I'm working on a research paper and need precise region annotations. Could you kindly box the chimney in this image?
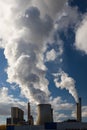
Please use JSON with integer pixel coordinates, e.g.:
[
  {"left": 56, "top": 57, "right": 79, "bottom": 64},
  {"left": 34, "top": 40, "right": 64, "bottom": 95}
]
[
  {"left": 76, "top": 97, "right": 82, "bottom": 122},
  {"left": 28, "top": 102, "right": 30, "bottom": 121},
  {"left": 27, "top": 103, "right": 34, "bottom": 125},
  {"left": 36, "top": 104, "right": 53, "bottom": 125}
]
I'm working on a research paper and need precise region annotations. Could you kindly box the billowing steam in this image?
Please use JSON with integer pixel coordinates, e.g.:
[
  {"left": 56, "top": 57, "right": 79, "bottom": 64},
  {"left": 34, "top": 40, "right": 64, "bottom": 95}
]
[
  {"left": 3, "top": 6, "right": 53, "bottom": 104},
  {"left": 0, "top": 0, "right": 79, "bottom": 104},
  {"left": 53, "top": 71, "right": 79, "bottom": 103},
  {"left": 0, "top": 0, "right": 67, "bottom": 104}
]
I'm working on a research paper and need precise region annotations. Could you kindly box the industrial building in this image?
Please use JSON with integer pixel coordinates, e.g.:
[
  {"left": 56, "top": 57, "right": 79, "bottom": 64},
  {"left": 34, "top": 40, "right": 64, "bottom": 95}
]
[
  {"left": 6, "top": 98, "right": 87, "bottom": 130},
  {"left": 11, "top": 107, "right": 24, "bottom": 122},
  {"left": 7, "top": 103, "right": 33, "bottom": 125},
  {"left": 7, "top": 107, "right": 24, "bottom": 125}
]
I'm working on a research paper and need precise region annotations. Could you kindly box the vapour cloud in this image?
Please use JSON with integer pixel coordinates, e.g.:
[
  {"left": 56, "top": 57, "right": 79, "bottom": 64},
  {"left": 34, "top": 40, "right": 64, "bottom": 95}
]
[
  {"left": 32, "top": 0, "right": 66, "bottom": 18},
  {"left": 0, "top": 0, "right": 80, "bottom": 106},
  {"left": 75, "top": 14, "right": 87, "bottom": 54},
  {"left": 0, "top": 0, "right": 67, "bottom": 104},
  {"left": 53, "top": 71, "right": 79, "bottom": 103},
  {"left": 46, "top": 49, "right": 57, "bottom": 62}
]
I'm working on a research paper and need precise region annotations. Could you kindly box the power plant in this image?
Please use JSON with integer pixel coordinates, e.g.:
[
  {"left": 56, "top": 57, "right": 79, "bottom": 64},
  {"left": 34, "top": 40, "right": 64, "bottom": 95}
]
[
  {"left": 11, "top": 107, "right": 24, "bottom": 124},
  {"left": 6, "top": 97, "right": 87, "bottom": 130},
  {"left": 7, "top": 107, "right": 24, "bottom": 125},
  {"left": 7, "top": 103, "right": 33, "bottom": 125}
]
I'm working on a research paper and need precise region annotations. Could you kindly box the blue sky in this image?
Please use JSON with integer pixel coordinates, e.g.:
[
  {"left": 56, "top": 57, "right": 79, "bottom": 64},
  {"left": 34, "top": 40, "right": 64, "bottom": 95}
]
[{"left": 0, "top": 0, "right": 87, "bottom": 124}]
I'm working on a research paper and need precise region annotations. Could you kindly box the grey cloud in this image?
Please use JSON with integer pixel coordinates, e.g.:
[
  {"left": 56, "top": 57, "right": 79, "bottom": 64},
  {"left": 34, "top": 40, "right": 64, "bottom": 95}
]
[
  {"left": 16, "top": 6, "right": 53, "bottom": 39},
  {"left": 0, "top": 87, "right": 26, "bottom": 116},
  {"left": 55, "top": 6, "right": 80, "bottom": 31},
  {"left": 32, "top": 0, "right": 67, "bottom": 18}
]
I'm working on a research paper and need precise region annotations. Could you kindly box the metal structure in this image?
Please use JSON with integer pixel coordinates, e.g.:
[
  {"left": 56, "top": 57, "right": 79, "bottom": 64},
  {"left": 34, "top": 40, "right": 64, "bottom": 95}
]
[{"left": 36, "top": 104, "right": 53, "bottom": 125}]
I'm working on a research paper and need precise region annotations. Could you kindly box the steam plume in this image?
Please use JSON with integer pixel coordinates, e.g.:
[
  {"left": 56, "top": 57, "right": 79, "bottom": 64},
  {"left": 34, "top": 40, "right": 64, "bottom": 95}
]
[
  {"left": 54, "top": 71, "right": 79, "bottom": 103},
  {"left": 0, "top": 0, "right": 80, "bottom": 104},
  {"left": 0, "top": 0, "right": 67, "bottom": 104}
]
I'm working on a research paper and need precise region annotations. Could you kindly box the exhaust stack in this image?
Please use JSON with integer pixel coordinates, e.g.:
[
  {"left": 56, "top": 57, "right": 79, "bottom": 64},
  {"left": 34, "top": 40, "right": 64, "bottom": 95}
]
[
  {"left": 27, "top": 103, "right": 34, "bottom": 125},
  {"left": 28, "top": 102, "right": 30, "bottom": 121},
  {"left": 76, "top": 97, "right": 82, "bottom": 122}
]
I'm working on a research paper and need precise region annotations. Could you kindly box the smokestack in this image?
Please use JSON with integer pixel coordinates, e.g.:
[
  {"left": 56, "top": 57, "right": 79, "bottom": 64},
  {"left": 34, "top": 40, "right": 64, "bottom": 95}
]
[
  {"left": 36, "top": 104, "right": 53, "bottom": 125},
  {"left": 76, "top": 97, "right": 82, "bottom": 122},
  {"left": 27, "top": 103, "right": 34, "bottom": 125},
  {"left": 28, "top": 102, "right": 30, "bottom": 121}
]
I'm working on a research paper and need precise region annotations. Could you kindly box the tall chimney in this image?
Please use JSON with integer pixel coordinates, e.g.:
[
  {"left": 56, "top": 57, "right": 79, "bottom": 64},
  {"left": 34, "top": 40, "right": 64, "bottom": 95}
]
[
  {"left": 77, "top": 97, "right": 82, "bottom": 122},
  {"left": 28, "top": 102, "right": 30, "bottom": 121}
]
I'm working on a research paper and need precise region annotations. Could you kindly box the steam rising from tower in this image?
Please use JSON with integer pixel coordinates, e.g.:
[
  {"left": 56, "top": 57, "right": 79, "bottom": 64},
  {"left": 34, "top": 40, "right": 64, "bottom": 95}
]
[{"left": 0, "top": 0, "right": 80, "bottom": 114}]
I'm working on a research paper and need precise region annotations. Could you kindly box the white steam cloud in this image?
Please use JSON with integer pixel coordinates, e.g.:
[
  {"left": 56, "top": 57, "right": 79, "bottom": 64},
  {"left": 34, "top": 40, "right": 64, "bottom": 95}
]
[
  {"left": 46, "top": 49, "right": 57, "bottom": 62},
  {"left": 54, "top": 71, "right": 79, "bottom": 103},
  {"left": 0, "top": 0, "right": 80, "bottom": 106},
  {"left": 0, "top": 0, "right": 67, "bottom": 104},
  {"left": 75, "top": 14, "right": 87, "bottom": 54}
]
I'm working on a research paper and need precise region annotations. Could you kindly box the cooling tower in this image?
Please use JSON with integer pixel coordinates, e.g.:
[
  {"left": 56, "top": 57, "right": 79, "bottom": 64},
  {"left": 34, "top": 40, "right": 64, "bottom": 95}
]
[
  {"left": 76, "top": 97, "right": 82, "bottom": 122},
  {"left": 36, "top": 104, "right": 53, "bottom": 125}
]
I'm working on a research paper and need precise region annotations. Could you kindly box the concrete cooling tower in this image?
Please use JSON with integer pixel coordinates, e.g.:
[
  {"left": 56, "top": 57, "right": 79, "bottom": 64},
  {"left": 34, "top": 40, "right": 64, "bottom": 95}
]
[{"left": 36, "top": 104, "right": 53, "bottom": 125}]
